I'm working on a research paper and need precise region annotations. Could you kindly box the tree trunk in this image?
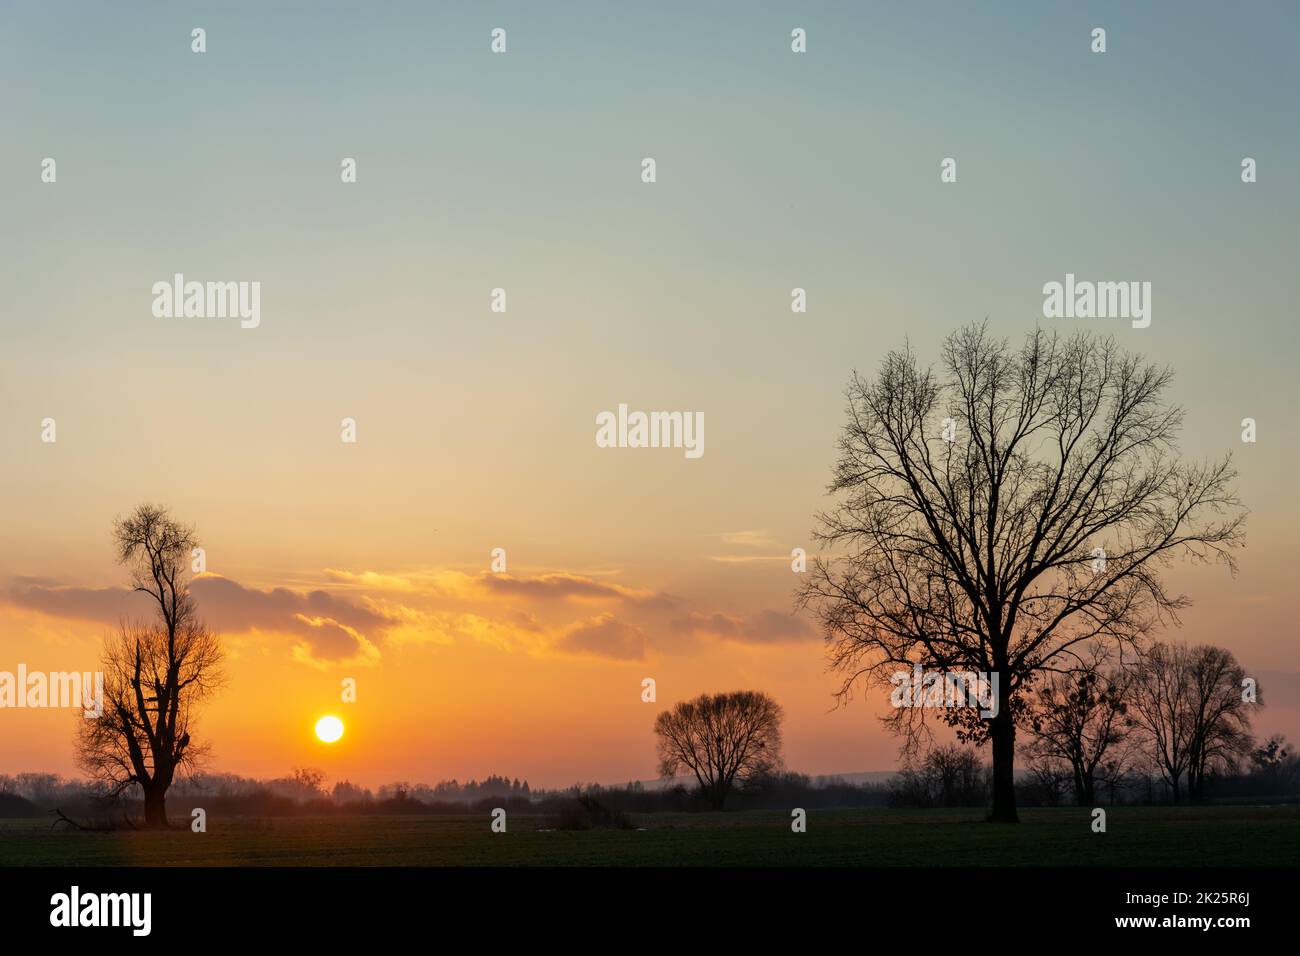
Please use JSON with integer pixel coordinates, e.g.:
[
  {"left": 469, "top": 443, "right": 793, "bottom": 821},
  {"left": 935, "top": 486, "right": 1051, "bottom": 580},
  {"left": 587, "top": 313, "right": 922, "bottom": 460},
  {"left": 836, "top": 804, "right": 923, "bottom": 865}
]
[
  {"left": 711, "top": 783, "right": 728, "bottom": 811},
  {"left": 143, "top": 785, "right": 169, "bottom": 828},
  {"left": 988, "top": 702, "right": 1018, "bottom": 822}
]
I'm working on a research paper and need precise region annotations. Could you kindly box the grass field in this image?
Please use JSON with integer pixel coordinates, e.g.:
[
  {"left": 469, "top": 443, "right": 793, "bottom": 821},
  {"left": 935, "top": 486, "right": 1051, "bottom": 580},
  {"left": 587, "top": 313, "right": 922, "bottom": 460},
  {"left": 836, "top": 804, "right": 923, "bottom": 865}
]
[{"left": 1, "top": 805, "right": 1297, "bottom": 866}]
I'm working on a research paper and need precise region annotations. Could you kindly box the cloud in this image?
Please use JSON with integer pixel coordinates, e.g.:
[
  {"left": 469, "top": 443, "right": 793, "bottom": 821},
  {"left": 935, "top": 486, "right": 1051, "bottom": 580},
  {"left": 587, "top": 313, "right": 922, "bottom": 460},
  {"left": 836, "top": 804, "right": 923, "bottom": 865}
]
[
  {"left": 6, "top": 583, "right": 152, "bottom": 622},
  {"left": 717, "top": 529, "right": 777, "bottom": 548},
  {"left": 369, "top": 603, "right": 545, "bottom": 653},
  {"left": 10, "top": 575, "right": 65, "bottom": 588},
  {"left": 191, "top": 575, "right": 388, "bottom": 638},
  {"left": 287, "top": 615, "right": 381, "bottom": 666},
  {"left": 6, "top": 566, "right": 805, "bottom": 666},
  {"left": 322, "top": 569, "right": 414, "bottom": 591},
  {"left": 672, "top": 609, "right": 816, "bottom": 645},
  {"left": 6, "top": 576, "right": 390, "bottom": 667},
  {"left": 479, "top": 572, "right": 665, "bottom": 605},
  {"left": 743, "top": 609, "right": 817, "bottom": 643},
  {"left": 557, "top": 614, "right": 646, "bottom": 661}
]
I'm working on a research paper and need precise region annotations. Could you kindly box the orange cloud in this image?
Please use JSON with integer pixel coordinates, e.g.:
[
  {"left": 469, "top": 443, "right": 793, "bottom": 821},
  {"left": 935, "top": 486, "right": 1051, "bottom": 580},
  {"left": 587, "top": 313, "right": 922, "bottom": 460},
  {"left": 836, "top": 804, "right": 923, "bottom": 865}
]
[
  {"left": 557, "top": 614, "right": 647, "bottom": 661},
  {"left": 5, "top": 567, "right": 816, "bottom": 668},
  {"left": 672, "top": 609, "right": 816, "bottom": 644}
]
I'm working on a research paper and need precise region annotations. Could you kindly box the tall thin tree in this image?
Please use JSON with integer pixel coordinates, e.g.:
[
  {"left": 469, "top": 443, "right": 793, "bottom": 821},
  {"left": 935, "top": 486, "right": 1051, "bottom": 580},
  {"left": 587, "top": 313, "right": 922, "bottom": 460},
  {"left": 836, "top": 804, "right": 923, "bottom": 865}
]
[{"left": 78, "top": 505, "right": 223, "bottom": 827}]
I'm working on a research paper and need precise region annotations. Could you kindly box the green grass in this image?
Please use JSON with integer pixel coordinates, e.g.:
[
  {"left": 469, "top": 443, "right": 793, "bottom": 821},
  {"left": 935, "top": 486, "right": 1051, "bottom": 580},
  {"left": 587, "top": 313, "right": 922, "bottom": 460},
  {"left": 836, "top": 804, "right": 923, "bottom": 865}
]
[{"left": 1, "top": 805, "right": 1296, "bottom": 866}]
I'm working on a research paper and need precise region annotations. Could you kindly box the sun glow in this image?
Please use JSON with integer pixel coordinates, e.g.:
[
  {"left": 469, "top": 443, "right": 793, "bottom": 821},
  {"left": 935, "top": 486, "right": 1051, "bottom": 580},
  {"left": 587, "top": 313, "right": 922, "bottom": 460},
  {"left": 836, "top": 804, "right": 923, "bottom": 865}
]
[{"left": 315, "top": 715, "right": 344, "bottom": 744}]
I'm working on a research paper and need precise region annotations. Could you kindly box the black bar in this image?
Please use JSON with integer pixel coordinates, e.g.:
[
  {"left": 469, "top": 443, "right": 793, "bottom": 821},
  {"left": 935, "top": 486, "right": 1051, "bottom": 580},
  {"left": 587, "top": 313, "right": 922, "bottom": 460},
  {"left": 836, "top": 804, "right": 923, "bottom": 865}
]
[{"left": 0, "top": 866, "right": 1280, "bottom": 943}]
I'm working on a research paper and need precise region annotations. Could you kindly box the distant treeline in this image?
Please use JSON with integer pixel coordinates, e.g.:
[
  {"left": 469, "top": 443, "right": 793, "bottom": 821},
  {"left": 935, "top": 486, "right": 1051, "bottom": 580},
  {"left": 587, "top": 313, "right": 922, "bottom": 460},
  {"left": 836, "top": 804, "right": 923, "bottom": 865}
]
[
  {"left": 0, "top": 768, "right": 893, "bottom": 820},
  {"left": 0, "top": 769, "right": 534, "bottom": 820},
  {"left": 4, "top": 736, "right": 1296, "bottom": 822},
  {"left": 890, "top": 735, "right": 1300, "bottom": 809}
]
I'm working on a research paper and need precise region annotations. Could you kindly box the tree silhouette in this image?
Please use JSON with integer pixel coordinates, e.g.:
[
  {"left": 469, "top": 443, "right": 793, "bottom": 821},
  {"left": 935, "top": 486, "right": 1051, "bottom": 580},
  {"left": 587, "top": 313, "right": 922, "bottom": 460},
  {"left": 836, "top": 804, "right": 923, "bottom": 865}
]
[
  {"left": 1182, "top": 645, "right": 1256, "bottom": 800},
  {"left": 1022, "top": 646, "right": 1133, "bottom": 805},
  {"left": 1130, "top": 642, "right": 1256, "bottom": 802},
  {"left": 77, "top": 505, "right": 223, "bottom": 827},
  {"left": 799, "top": 323, "right": 1244, "bottom": 821},
  {"left": 654, "top": 691, "right": 783, "bottom": 810}
]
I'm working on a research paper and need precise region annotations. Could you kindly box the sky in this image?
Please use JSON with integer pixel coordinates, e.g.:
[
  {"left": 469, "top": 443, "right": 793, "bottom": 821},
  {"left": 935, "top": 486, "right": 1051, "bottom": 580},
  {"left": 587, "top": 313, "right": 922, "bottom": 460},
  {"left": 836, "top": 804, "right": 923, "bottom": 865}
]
[{"left": 1, "top": 1, "right": 1298, "bottom": 789}]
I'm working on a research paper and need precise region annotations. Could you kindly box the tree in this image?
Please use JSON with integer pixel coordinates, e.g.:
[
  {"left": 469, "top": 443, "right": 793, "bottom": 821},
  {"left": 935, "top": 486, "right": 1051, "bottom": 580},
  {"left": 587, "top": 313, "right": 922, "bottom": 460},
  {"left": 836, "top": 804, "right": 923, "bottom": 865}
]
[
  {"left": 1183, "top": 645, "right": 1255, "bottom": 800},
  {"left": 799, "top": 324, "right": 1244, "bottom": 821},
  {"left": 1251, "top": 735, "right": 1290, "bottom": 775},
  {"left": 1021, "top": 752, "right": 1070, "bottom": 807},
  {"left": 1130, "top": 642, "right": 1255, "bottom": 803},
  {"left": 923, "top": 744, "right": 986, "bottom": 807},
  {"left": 331, "top": 780, "right": 373, "bottom": 804},
  {"left": 889, "top": 744, "right": 987, "bottom": 807},
  {"left": 1250, "top": 735, "right": 1298, "bottom": 793},
  {"left": 1022, "top": 647, "right": 1133, "bottom": 805},
  {"left": 1095, "top": 755, "right": 1133, "bottom": 805},
  {"left": 1129, "top": 643, "right": 1194, "bottom": 802},
  {"left": 291, "top": 767, "right": 327, "bottom": 799},
  {"left": 77, "top": 505, "right": 223, "bottom": 827},
  {"left": 653, "top": 691, "right": 783, "bottom": 810}
]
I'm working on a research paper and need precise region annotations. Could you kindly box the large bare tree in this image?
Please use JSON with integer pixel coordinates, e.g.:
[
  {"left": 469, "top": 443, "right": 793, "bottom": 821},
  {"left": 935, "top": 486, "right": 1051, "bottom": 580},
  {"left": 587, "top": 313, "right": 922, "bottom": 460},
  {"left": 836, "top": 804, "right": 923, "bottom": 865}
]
[
  {"left": 78, "top": 505, "right": 223, "bottom": 827},
  {"left": 654, "top": 691, "right": 783, "bottom": 810},
  {"left": 799, "top": 323, "right": 1244, "bottom": 821}
]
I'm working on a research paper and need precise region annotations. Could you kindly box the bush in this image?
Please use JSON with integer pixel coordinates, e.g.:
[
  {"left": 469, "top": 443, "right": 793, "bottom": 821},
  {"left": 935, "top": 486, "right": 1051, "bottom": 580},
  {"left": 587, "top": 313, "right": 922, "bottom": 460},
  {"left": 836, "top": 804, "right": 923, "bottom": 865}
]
[{"left": 543, "top": 796, "right": 634, "bottom": 831}]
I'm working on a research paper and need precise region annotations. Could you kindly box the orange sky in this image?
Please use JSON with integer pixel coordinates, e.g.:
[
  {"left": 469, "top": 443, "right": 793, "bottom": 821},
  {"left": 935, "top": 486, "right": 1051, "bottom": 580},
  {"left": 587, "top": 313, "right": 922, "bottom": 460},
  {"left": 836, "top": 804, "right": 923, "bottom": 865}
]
[{"left": 2, "top": 526, "right": 1297, "bottom": 790}]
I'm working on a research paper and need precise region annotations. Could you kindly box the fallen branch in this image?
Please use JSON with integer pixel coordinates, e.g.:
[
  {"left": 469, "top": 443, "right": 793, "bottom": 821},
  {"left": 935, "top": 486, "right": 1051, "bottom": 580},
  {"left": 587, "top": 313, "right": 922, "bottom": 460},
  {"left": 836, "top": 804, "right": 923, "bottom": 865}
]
[
  {"left": 48, "top": 807, "right": 140, "bottom": 832},
  {"left": 48, "top": 808, "right": 87, "bottom": 831}
]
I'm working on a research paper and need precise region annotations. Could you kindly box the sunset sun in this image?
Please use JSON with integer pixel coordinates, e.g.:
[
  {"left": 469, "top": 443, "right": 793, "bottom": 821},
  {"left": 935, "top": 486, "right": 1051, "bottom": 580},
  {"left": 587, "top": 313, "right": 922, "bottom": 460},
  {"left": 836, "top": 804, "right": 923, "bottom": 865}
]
[{"left": 315, "top": 715, "right": 344, "bottom": 744}]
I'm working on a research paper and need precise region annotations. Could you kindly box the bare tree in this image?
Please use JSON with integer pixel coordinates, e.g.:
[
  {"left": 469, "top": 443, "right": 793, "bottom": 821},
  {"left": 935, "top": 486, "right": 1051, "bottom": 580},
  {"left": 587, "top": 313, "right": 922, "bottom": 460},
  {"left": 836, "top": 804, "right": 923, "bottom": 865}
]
[
  {"left": 1185, "top": 645, "right": 1256, "bottom": 800},
  {"left": 77, "top": 505, "right": 223, "bottom": 827},
  {"left": 1129, "top": 643, "right": 1193, "bottom": 802},
  {"left": 890, "top": 744, "right": 987, "bottom": 807},
  {"left": 1020, "top": 752, "right": 1071, "bottom": 807},
  {"left": 1131, "top": 642, "right": 1255, "bottom": 803},
  {"left": 1250, "top": 735, "right": 1298, "bottom": 794},
  {"left": 291, "top": 767, "right": 328, "bottom": 800},
  {"left": 799, "top": 324, "right": 1244, "bottom": 821},
  {"left": 923, "top": 744, "right": 986, "bottom": 807},
  {"left": 1095, "top": 755, "right": 1135, "bottom": 805},
  {"left": 1022, "top": 646, "right": 1133, "bottom": 805},
  {"left": 654, "top": 691, "right": 783, "bottom": 810}
]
